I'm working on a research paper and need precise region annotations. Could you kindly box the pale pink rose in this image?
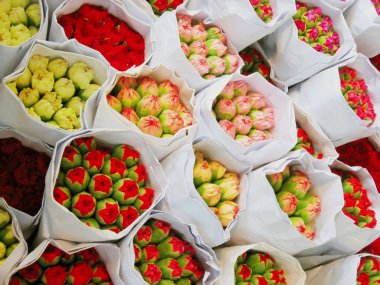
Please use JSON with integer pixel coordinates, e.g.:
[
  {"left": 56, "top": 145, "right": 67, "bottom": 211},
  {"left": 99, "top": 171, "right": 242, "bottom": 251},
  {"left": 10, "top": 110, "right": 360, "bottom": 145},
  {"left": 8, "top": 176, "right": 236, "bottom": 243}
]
[
  {"left": 219, "top": 82, "right": 235, "bottom": 100},
  {"left": 176, "top": 13, "right": 192, "bottom": 25},
  {"left": 232, "top": 115, "right": 253, "bottom": 135},
  {"left": 248, "top": 129, "right": 268, "bottom": 142},
  {"left": 192, "top": 24, "right": 208, "bottom": 42},
  {"left": 235, "top": 135, "right": 253, "bottom": 146},
  {"left": 178, "top": 22, "right": 193, "bottom": 43},
  {"left": 121, "top": 107, "right": 139, "bottom": 124},
  {"left": 207, "top": 56, "right": 226, "bottom": 76},
  {"left": 249, "top": 109, "right": 275, "bottom": 130},
  {"left": 179, "top": 110, "right": 193, "bottom": 127},
  {"left": 233, "top": 95, "right": 252, "bottom": 115},
  {"left": 223, "top": 54, "right": 240, "bottom": 74},
  {"left": 189, "top": 41, "right": 208, "bottom": 57},
  {"left": 205, "top": 39, "right": 228, "bottom": 57},
  {"left": 188, "top": 54, "right": 210, "bottom": 75},
  {"left": 181, "top": 42, "right": 190, "bottom": 57},
  {"left": 233, "top": 80, "right": 250, "bottom": 97},
  {"left": 247, "top": 91, "right": 267, "bottom": 109},
  {"left": 219, "top": 120, "right": 236, "bottom": 138}
]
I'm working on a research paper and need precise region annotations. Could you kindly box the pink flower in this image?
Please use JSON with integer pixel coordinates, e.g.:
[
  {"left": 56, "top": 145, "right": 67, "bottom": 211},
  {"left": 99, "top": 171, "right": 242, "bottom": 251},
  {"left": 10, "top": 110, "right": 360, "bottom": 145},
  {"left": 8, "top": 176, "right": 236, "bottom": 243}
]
[
  {"left": 191, "top": 24, "right": 208, "bottom": 42},
  {"left": 249, "top": 129, "right": 268, "bottom": 142},
  {"left": 247, "top": 91, "right": 267, "bottom": 109},
  {"left": 233, "top": 95, "right": 252, "bottom": 115},
  {"left": 219, "top": 120, "right": 236, "bottom": 139},
  {"left": 181, "top": 42, "right": 190, "bottom": 57},
  {"left": 233, "top": 80, "right": 250, "bottom": 97},
  {"left": 189, "top": 41, "right": 208, "bottom": 57},
  {"left": 232, "top": 115, "right": 253, "bottom": 135},
  {"left": 188, "top": 54, "right": 210, "bottom": 75},
  {"left": 235, "top": 135, "right": 254, "bottom": 146}
]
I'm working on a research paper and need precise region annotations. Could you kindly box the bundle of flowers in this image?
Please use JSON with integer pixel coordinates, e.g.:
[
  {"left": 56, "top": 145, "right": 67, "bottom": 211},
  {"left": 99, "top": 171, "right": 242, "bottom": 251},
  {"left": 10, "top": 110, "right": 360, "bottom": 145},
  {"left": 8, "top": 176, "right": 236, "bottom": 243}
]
[
  {"left": 239, "top": 46, "right": 271, "bottom": 80},
  {"left": 53, "top": 136, "right": 154, "bottom": 232},
  {"left": 6, "top": 54, "right": 100, "bottom": 130},
  {"left": 193, "top": 151, "right": 240, "bottom": 227},
  {"left": 249, "top": 0, "right": 273, "bottom": 23},
  {"left": 148, "top": 0, "right": 184, "bottom": 15},
  {"left": 293, "top": 1, "right": 340, "bottom": 55},
  {"left": 0, "top": 208, "right": 19, "bottom": 265},
  {"left": 292, "top": 127, "right": 323, "bottom": 159},
  {"left": 266, "top": 166, "right": 321, "bottom": 239},
  {"left": 133, "top": 219, "right": 205, "bottom": 284},
  {"left": 357, "top": 256, "right": 380, "bottom": 285}
]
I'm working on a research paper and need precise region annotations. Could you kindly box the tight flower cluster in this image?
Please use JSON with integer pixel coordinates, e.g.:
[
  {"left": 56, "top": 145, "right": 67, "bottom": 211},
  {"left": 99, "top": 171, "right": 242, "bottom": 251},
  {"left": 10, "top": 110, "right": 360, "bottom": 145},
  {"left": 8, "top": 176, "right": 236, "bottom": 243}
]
[
  {"left": 292, "top": 127, "right": 323, "bottom": 159},
  {"left": 239, "top": 46, "right": 271, "bottom": 80}
]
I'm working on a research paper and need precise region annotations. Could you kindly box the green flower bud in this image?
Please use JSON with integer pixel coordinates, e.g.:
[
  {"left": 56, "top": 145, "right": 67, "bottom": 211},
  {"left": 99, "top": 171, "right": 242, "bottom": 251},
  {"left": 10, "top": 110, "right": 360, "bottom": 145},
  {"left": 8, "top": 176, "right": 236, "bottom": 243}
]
[
  {"left": 54, "top": 77, "right": 76, "bottom": 102},
  {"left": 196, "top": 183, "right": 221, "bottom": 206},
  {"left": 42, "top": 91, "right": 62, "bottom": 112},
  {"left": 0, "top": 242, "right": 5, "bottom": 259},
  {"left": 33, "top": 99, "right": 55, "bottom": 121},
  {"left": 78, "top": 83, "right": 100, "bottom": 101},
  {"left": 18, "top": 87, "right": 39, "bottom": 107},
  {"left": 53, "top": 108, "right": 79, "bottom": 130},
  {"left": 193, "top": 152, "right": 212, "bottom": 187},
  {"left": 31, "top": 69, "right": 54, "bottom": 95},
  {"left": 210, "top": 160, "right": 227, "bottom": 181},
  {"left": 215, "top": 172, "right": 240, "bottom": 201},
  {"left": 266, "top": 173, "right": 283, "bottom": 192},
  {"left": 27, "top": 107, "right": 40, "bottom": 120},
  {"left": 65, "top": 96, "right": 84, "bottom": 116},
  {"left": 10, "top": 23, "right": 30, "bottom": 45},
  {"left": 216, "top": 200, "right": 239, "bottom": 227},
  {"left": 28, "top": 54, "right": 49, "bottom": 73},
  {"left": 25, "top": 3, "right": 40, "bottom": 27},
  {"left": 9, "top": 7, "right": 27, "bottom": 26},
  {"left": 0, "top": 224, "right": 18, "bottom": 246},
  {"left": 0, "top": 0, "right": 11, "bottom": 13},
  {"left": 11, "top": 0, "right": 29, "bottom": 8},
  {"left": 67, "top": 61, "right": 95, "bottom": 89},
  {"left": 47, "top": 57, "right": 68, "bottom": 79},
  {"left": 0, "top": 28, "right": 11, "bottom": 45},
  {"left": 15, "top": 67, "right": 32, "bottom": 89},
  {"left": 281, "top": 170, "right": 311, "bottom": 199},
  {"left": 0, "top": 208, "right": 11, "bottom": 230},
  {"left": 6, "top": 81, "right": 18, "bottom": 95},
  {"left": 276, "top": 190, "right": 298, "bottom": 216},
  {"left": 6, "top": 242, "right": 18, "bottom": 257}
]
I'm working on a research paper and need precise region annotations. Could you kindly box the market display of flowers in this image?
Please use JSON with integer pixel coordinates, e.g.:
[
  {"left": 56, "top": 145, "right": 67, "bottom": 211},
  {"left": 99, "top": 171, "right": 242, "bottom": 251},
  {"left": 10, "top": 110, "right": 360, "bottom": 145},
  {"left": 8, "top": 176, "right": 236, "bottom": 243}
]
[
  {"left": 267, "top": 166, "right": 321, "bottom": 239},
  {"left": 249, "top": 0, "right": 273, "bottom": 23},
  {"left": 339, "top": 66, "right": 376, "bottom": 125},
  {"left": 193, "top": 151, "right": 240, "bottom": 227},
  {"left": 177, "top": 13, "right": 240, "bottom": 79},
  {"left": 0, "top": 208, "right": 19, "bottom": 265},
  {"left": 356, "top": 256, "right": 380, "bottom": 285},
  {"left": 58, "top": 4, "right": 145, "bottom": 71},
  {"left": 239, "top": 46, "right": 271, "bottom": 80},
  {"left": 148, "top": 0, "right": 185, "bottom": 15},
  {"left": 212, "top": 80, "right": 274, "bottom": 146},
  {"left": 0, "top": 0, "right": 41, "bottom": 46},
  {"left": 292, "top": 127, "right": 323, "bottom": 159},
  {"left": 0, "top": 137, "right": 49, "bottom": 216},
  {"left": 9, "top": 245, "right": 112, "bottom": 285},
  {"left": 106, "top": 76, "right": 193, "bottom": 138},
  {"left": 235, "top": 251, "right": 287, "bottom": 284},
  {"left": 53, "top": 137, "right": 154, "bottom": 232},
  {"left": 133, "top": 219, "right": 205, "bottom": 284},
  {"left": 293, "top": 1, "right": 340, "bottom": 55},
  {"left": 6, "top": 54, "right": 100, "bottom": 130}
]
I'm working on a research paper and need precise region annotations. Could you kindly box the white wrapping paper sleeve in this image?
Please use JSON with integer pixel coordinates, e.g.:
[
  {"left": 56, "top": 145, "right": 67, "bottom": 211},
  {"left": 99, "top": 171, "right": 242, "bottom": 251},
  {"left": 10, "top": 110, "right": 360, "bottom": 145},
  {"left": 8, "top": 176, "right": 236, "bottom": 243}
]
[
  {"left": 229, "top": 151, "right": 344, "bottom": 255},
  {"left": 93, "top": 65, "right": 197, "bottom": 161},
  {"left": 118, "top": 210, "right": 220, "bottom": 285},
  {"left": 214, "top": 243, "right": 306, "bottom": 285},
  {"left": 0, "top": 40, "right": 109, "bottom": 146},
  {"left": 329, "top": 0, "right": 356, "bottom": 11},
  {"left": 158, "top": 139, "right": 250, "bottom": 247},
  {"left": 261, "top": 0, "right": 357, "bottom": 86},
  {"left": 37, "top": 129, "right": 167, "bottom": 243}
]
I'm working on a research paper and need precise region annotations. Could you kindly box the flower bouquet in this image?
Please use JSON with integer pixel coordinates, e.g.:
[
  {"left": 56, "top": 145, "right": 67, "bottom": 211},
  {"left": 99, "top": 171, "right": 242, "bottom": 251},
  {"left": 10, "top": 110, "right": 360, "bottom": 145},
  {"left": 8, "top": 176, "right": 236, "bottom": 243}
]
[
  {"left": 0, "top": 40, "right": 109, "bottom": 146},
  {"left": 130, "top": 0, "right": 188, "bottom": 20},
  {"left": 94, "top": 65, "right": 197, "bottom": 161},
  {"left": 159, "top": 139, "right": 250, "bottom": 247},
  {"left": 289, "top": 54, "right": 380, "bottom": 146},
  {"left": 261, "top": 0, "right": 356, "bottom": 86},
  {"left": 214, "top": 243, "right": 306, "bottom": 285},
  {"left": 230, "top": 151, "right": 344, "bottom": 255},
  {"left": 38, "top": 129, "right": 166, "bottom": 243},
  {"left": 118, "top": 210, "right": 220, "bottom": 285},
  {"left": 195, "top": 73, "right": 296, "bottom": 168}
]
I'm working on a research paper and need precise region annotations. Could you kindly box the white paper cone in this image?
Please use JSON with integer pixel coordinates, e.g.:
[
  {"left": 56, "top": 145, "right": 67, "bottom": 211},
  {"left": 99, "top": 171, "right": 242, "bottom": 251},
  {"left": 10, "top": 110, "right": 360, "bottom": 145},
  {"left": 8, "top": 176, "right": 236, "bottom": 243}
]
[{"left": 329, "top": 0, "right": 356, "bottom": 11}]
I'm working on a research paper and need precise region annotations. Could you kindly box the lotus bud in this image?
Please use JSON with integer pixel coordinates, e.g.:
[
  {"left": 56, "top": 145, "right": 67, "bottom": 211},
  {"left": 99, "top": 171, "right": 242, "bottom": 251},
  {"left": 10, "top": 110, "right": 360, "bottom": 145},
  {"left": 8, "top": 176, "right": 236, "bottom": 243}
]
[
  {"left": 137, "top": 115, "right": 163, "bottom": 137},
  {"left": 6, "top": 81, "right": 18, "bottom": 95},
  {"left": 281, "top": 170, "right": 311, "bottom": 199},
  {"left": 9, "top": 7, "right": 27, "bottom": 26},
  {"left": 54, "top": 77, "right": 76, "bottom": 102},
  {"left": 31, "top": 69, "right": 54, "bottom": 94},
  {"left": 235, "top": 135, "right": 253, "bottom": 146},
  {"left": 79, "top": 83, "right": 100, "bottom": 101},
  {"left": 18, "top": 87, "right": 39, "bottom": 107},
  {"left": 276, "top": 190, "right": 298, "bottom": 216},
  {"left": 215, "top": 172, "right": 240, "bottom": 201},
  {"left": 67, "top": 61, "right": 95, "bottom": 89},
  {"left": 28, "top": 54, "right": 48, "bottom": 73},
  {"left": 42, "top": 91, "right": 62, "bottom": 112},
  {"left": 266, "top": 173, "right": 283, "bottom": 192},
  {"left": 207, "top": 55, "right": 226, "bottom": 75},
  {"left": 65, "top": 96, "right": 84, "bottom": 116},
  {"left": 121, "top": 107, "right": 139, "bottom": 124},
  {"left": 15, "top": 67, "right": 32, "bottom": 89},
  {"left": 25, "top": 3, "right": 40, "bottom": 27},
  {"left": 107, "top": 95, "right": 122, "bottom": 113},
  {"left": 193, "top": 154, "right": 212, "bottom": 187},
  {"left": 210, "top": 160, "right": 227, "bottom": 181},
  {"left": 53, "top": 108, "right": 79, "bottom": 129}
]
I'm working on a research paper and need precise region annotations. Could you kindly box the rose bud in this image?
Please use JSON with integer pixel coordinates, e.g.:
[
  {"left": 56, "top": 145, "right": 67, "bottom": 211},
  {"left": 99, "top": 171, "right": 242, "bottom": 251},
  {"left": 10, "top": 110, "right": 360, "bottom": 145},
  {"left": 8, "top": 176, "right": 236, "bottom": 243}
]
[
  {"left": 205, "top": 39, "right": 227, "bottom": 57},
  {"left": 157, "top": 236, "right": 185, "bottom": 259},
  {"left": 136, "top": 77, "right": 159, "bottom": 97},
  {"left": 53, "top": 186, "right": 71, "bottom": 209},
  {"left": 127, "top": 164, "right": 147, "bottom": 186},
  {"left": 246, "top": 252, "right": 274, "bottom": 274},
  {"left": 60, "top": 251, "right": 75, "bottom": 266},
  {"left": 80, "top": 218, "right": 100, "bottom": 229},
  {"left": 214, "top": 99, "right": 237, "bottom": 121},
  {"left": 6, "top": 81, "right": 18, "bottom": 95},
  {"left": 248, "top": 129, "right": 268, "bottom": 142},
  {"left": 189, "top": 41, "right": 208, "bottom": 57},
  {"left": 15, "top": 67, "right": 31, "bottom": 89},
  {"left": 112, "top": 178, "right": 139, "bottom": 205},
  {"left": 92, "top": 262, "right": 111, "bottom": 283},
  {"left": 219, "top": 120, "right": 237, "bottom": 139},
  {"left": 88, "top": 174, "right": 113, "bottom": 200},
  {"left": 177, "top": 254, "right": 197, "bottom": 277},
  {"left": 235, "top": 264, "right": 252, "bottom": 282},
  {"left": 116, "top": 87, "right": 141, "bottom": 109},
  {"left": 217, "top": 200, "right": 239, "bottom": 227},
  {"left": 95, "top": 198, "right": 120, "bottom": 225},
  {"left": 47, "top": 57, "right": 68, "bottom": 80},
  {"left": 181, "top": 42, "right": 190, "bottom": 57},
  {"left": 53, "top": 108, "right": 80, "bottom": 130},
  {"left": 65, "top": 96, "right": 85, "bottom": 116},
  {"left": 37, "top": 244, "right": 63, "bottom": 268},
  {"left": 281, "top": 170, "right": 311, "bottom": 199},
  {"left": 232, "top": 115, "right": 253, "bottom": 135},
  {"left": 60, "top": 146, "right": 82, "bottom": 171},
  {"left": 112, "top": 144, "right": 139, "bottom": 168},
  {"left": 120, "top": 107, "right": 139, "bottom": 124},
  {"left": 107, "top": 95, "right": 122, "bottom": 114},
  {"left": 156, "top": 258, "right": 183, "bottom": 280},
  {"left": 71, "top": 137, "right": 96, "bottom": 154},
  {"left": 266, "top": 173, "right": 283, "bottom": 192},
  {"left": 263, "top": 269, "right": 286, "bottom": 285},
  {"left": 9, "top": 276, "right": 27, "bottom": 285},
  {"left": 179, "top": 110, "right": 193, "bottom": 127},
  {"left": 134, "top": 225, "right": 153, "bottom": 247},
  {"left": 116, "top": 205, "right": 139, "bottom": 230},
  {"left": 295, "top": 192, "right": 321, "bottom": 224},
  {"left": 18, "top": 88, "right": 39, "bottom": 108},
  {"left": 32, "top": 99, "right": 55, "bottom": 121},
  {"left": 363, "top": 257, "right": 380, "bottom": 275},
  {"left": 302, "top": 224, "right": 316, "bottom": 240},
  {"left": 148, "top": 219, "right": 172, "bottom": 244},
  {"left": 219, "top": 82, "right": 235, "bottom": 100},
  {"left": 136, "top": 95, "right": 163, "bottom": 117},
  {"left": 224, "top": 54, "right": 240, "bottom": 74},
  {"left": 28, "top": 54, "right": 49, "bottom": 73},
  {"left": 232, "top": 80, "right": 249, "bottom": 97},
  {"left": 248, "top": 91, "right": 267, "bottom": 110},
  {"left": 215, "top": 172, "right": 240, "bottom": 201},
  {"left": 159, "top": 93, "right": 182, "bottom": 112},
  {"left": 189, "top": 261, "right": 205, "bottom": 282},
  {"left": 235, "top": 135, "right": 254, "bottom": 146},
  {"left": 188, "top": 54, "right": 210, "bottom": 75},
  {"left": 64, "top": 167, "right": 90, "bottom": 193},
  {"left": 83, "top": 149, "right": 104, "bottom": 175},
  {"left": 137, "top": 115, "right": 163, "bottom": 137},
  {"left": 41, "top": 265, "right": 67, "bottom": 285},
  {"left": 53, "top": 78, "right": 75, "bottom": 104},
  {"left": 158, "top": 80, "right": 179, "bottom": 97},
  {"left": 141, "top": 244, "right": 160, "bottom": 263},
  {"left": 159, "top": 109, "right": 184, "bottom": 135},
  {"left": 18, "top": 262, "right": 42, "bottom": 283},
  {"left": 290, "top": 216, "right": 307, "bottom": 234},
  {"left": 210, "top": 160, "right": 227, "bottom": 181},
  {"left": 237, "top": 252, "right": 247, "bottom": 264},
  {"left": 138, "top": 263, "right": 162, "bottom": 285},
  {"left": 182, "top": 240, "right": 196, "bottom": 257},
  {"left": 0, "top": 224, "right": 17, "bottom": 247},
  {"left": 193, "top": 151, "right": 213, "bottom": 186},
  {"left": 207, "top": 26, "right": 227, "bottom": 43},
  {"left": 112, "top": 77, "right": 138, "bottom": 95},
  {"left": 71, "top": 192, "right": 96, "bottom": 218},
  {"left": 197, "top": 183, "right": 221, "bottom": 206},
  {"left": 191, "top": 23, "right": 208, "bottom": 42},
  {"left": 276, "top": 191, "right": 298, "bottom": 216},
  {"left": 0, "top": 209, "right": 10, "bottom": 230},
  {"left": 67, "top": 61, "right": 95, "bottom": 90},
  {"left": 101, "top": 157, "right": 128, "bottom": 182},
  {"left": 10, "top": 23, "right": 31, "bottom": 46},
  {"left": 134, "top": 187, "right": 155, "bottom": 213},
  {"left": 134, "top": 243, "right": 142, "bottom": 263},
  {"left": 207, "top": 56, "right": 227, "bottom": 76},
  {"left": 234, "top": 95, "right": 252, "bottom": 115},
  {"left": 67, "top": 261, "right": 93, "bottom": 285}
]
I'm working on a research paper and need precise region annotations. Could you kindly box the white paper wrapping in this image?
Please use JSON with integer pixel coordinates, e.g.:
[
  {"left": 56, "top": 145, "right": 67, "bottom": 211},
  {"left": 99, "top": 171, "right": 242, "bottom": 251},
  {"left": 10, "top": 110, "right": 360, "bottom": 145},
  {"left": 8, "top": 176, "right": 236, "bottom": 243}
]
[
  {"left": 49, "top": 0, "right": 154, "bottom": 75},
  {"left": 128, "top": 0, "right": 189, "bottom": 21},
  {"left": 229, "top": 151, "right": 344, "bottom": 255},
  {"left": 304, "top": 253, "right": 377, "bottom": 285},
  {"left": 93, "top": 65, "right": 198, "bottom": 161},
  {"left": 293, "top": 104, "right": 339, "bottom": 164},
  {"left": 345, "top": 0, "right": 380, "bottom": 57},
  {"left": 0, "top": 0, "right": 48, "bottom": 79},
  {"left": 214, "top": 243, "right": 307, "bottom": 285},
  {"left": 212, "top": 0, "right": 296, "bottom": 51},
  {"left": 289, "top": 54, "right": 380, "bottom": 146},
  {"left": 323, "top": 161, "right": 380, "bottom": 255},
  {"left": 329, "top": 0, "right": 356, "bottom": 11},
  {"left": 261, "top": 0, "right": 357, "bottom": 86},
  {"left": 195, "top": 73, "right": 297, "bottom": 169},
  {"left": 149, "top": 9, "right": 244, "bottom": 92},
  {"left": 0, "top": 127, "right": 52, "bottom": 239},
  {"left": 0, "top": 40, "right": 109, "bottom": 146},
  {"left": 158, "top": 138, "right": 250, "bottom": 247},
  {"left": 4, "top": 239, "right": 124, "bottom": 284},
  {"left": 118, "top": 210, "right": 220, "bottom": 285},
  {"left": 0, "top": 198, "right": 28, "bottom": 285},
  {"left": 37, "top": 129, "right": 167, "bottom": 243}
]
